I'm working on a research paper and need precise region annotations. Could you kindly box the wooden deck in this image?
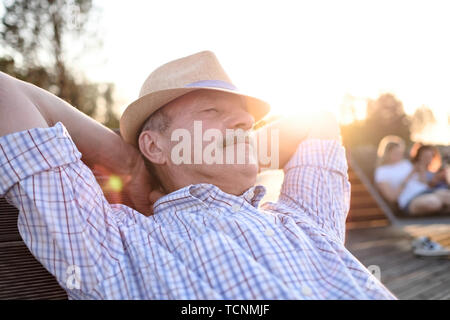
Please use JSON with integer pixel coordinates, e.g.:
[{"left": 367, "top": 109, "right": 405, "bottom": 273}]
[
  {"left": 346, "top": 225, "right": 450, "bottom": 300},
  {"left": 345, "top": 156, "right": 450, "bottom": 300}
]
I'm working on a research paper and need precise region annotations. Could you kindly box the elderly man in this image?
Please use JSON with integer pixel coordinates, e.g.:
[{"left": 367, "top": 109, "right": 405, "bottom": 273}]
[{"left": 0, "top": 51, "right": 396, "bottom": 299}]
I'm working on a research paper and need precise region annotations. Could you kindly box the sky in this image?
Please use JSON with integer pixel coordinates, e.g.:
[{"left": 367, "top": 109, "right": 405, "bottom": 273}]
[{"left": 2, "top": 0, "right": 450, "bottom": 144}]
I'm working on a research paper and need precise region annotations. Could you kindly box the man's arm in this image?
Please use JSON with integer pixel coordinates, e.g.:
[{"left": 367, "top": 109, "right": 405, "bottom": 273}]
[
  {"left": 0, "top": 72, "right": 49, "bottom": 134},
  {"left": 0, "top": 71, "right": 135, "bottom": 173},
  {"left": 259, "top": 110, "right": 349, "bottom": 243},
  {"left": 0, "top": 71, "right": 159, "bottom": 215},
  {"left": 255, "top": 110, "right": 341, "bottom": 170}
]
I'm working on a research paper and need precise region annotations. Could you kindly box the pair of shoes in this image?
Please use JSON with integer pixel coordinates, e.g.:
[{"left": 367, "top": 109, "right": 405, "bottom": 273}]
[{"left": 411, "top": 236, "right": 450, "bottom": 257}]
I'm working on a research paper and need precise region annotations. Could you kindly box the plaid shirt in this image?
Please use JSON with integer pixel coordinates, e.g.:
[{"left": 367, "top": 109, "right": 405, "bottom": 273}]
[{"left": 0, "top": 122, "right": 396, "bottom": 300}]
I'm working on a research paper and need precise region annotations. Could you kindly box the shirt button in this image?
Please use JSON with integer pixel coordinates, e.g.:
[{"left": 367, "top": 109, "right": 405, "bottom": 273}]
[
  {"left": 246, "top": 189, "right": 255, "bottom": 201},
  {"left": 231, "top": 204, "right": 240, "bottom": 213},
  {"left": 301, "top": 285, "right": 313, "bottom": 296},
  {"left": 264, "top": 228, "right": 275, "bottom": 237}
]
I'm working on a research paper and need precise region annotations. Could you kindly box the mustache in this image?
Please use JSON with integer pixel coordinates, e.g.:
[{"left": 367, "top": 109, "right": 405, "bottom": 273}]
[{"left": 218, "top": 130, "right": 255, "bottom": 149}]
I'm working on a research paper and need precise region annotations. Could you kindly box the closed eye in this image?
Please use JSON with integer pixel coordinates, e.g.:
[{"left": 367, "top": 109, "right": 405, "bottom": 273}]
[{"left": 202, "top": 108, "right": 218, "bottom": 113}]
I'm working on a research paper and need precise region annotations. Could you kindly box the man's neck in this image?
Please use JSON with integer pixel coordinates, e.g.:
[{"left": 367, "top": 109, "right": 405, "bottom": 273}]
[{"left": 156, "top": 166, "right": 253, "bottom": 197}]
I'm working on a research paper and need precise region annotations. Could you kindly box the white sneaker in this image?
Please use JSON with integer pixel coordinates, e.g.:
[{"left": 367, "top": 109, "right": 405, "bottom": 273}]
[{"left": 412, "top": 236, "right": 450, "bottom": 257}]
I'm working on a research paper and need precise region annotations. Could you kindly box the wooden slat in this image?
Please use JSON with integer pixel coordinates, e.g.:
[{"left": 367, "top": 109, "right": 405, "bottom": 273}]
[
  {"left": 347, "top": 207, "right": 386, "bottom": 219},
  {"left": 0, "top": 172, "right": 129, "bottom": 300},
  {"left": 0, "top": 241, "right": 67, "bottom": 300},
  {"left": 346, "top": 219, "right": 390, "bottom": 230},
  {"left": 349, "top": 184, "right": 376, "bottom": 199},
  {"left": 348, "top": 170, "right": 360, "bottom": 181},
  {"left": 345, "top": 165, "right": 390, "bottom": 229},
  {"left": 0, "top": 198, "right": 21, "bottom": 242},
  {"left": 349, "top": 200, "right": 380, "bottom": 209}
]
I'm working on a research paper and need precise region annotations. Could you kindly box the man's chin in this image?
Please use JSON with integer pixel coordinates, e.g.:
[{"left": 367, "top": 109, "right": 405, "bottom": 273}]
[
  {"left": 229, "top": 164, "right": 258, "bottom": 188},
  {"left": 225, "top": 162, "right": 258, "bottom": 174},
  {"left": 209, "top": 163, "right": 258, "bottom": 192}
]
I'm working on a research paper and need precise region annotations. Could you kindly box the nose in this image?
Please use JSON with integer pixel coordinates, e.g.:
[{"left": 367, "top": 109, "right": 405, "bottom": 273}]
[{"left": 226, "top": 108, "right": 255, "bottom": 131}]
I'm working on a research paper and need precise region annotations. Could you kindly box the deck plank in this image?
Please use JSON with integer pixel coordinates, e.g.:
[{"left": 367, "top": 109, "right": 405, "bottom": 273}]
[{"left": 346, "top": 225, "right": 450, "bottom": 300}]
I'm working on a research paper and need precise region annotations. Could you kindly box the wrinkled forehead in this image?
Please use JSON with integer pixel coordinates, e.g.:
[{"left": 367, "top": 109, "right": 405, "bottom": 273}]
[{"left": 162, "top": 89, "right": 247, "bottom": 117}]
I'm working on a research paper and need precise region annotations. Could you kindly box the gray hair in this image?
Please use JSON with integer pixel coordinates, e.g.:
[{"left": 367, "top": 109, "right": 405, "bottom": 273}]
[
  {"left": 140, "top": 106, "right": 171, "bottom": 134},
  {"left": 139, "top": 106, "right": 171, "bottom": 188}
]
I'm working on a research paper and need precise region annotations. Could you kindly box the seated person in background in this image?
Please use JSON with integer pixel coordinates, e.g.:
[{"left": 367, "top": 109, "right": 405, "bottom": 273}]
[
  {"left": 410, "top": 143, "right": 448, "bottom": 190},
  {"left": 375, "top": 136, "right": 449, "bottom": 216},
  {"left": 409, "top": 144, "right": 450, "bottom": 212}
]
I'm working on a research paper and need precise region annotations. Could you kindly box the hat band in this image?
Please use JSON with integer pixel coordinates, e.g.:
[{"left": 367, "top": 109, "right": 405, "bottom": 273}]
[{"left": 185, "top": 80, "right": 237, "bottom": 91}]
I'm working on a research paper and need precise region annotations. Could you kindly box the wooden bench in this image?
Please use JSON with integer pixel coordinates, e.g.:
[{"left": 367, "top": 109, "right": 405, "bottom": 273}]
[
  {"left": 0, "top": 197, "right": 67, "bottom": 299},
  {"left": 0, "top": 171, "right": 127, "bottom": 300}
]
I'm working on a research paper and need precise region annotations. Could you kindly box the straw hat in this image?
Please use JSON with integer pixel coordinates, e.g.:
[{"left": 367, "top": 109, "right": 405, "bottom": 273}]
[{"left": 120, "top": 51, "right": 270, "bottom": 146}]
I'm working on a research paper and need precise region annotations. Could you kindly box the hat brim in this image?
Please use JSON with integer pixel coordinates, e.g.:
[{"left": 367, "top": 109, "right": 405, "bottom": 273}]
[{"left": 120, "top": 87, "right": 271, "bottom": 146}]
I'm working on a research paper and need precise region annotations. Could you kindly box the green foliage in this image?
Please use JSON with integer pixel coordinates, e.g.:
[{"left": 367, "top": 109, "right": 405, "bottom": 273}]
[
  {"left": 1, "top": 0, "right": 94, "bottom": 67},
  {"left": 0, "top": 0, "right": 119, "bottom": 129}
]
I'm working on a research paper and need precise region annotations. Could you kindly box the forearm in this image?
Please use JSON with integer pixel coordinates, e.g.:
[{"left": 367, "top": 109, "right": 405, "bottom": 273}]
[
  {"left": 0, "top": 72, "right": 49, "bottom": 135},
  {"left": 0, "top": 72, "right": 136, "bottom": 174},
  {"left": 428, "top": 171, "right": 444, "bottom": 188}
]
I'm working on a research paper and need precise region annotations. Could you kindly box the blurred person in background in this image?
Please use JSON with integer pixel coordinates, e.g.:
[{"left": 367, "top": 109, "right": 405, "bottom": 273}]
[
  {"left": 375, "top": 136, "right": 449, "bottom": 216},
  {"left": 409, "top": 143, "right": 450, "bottom": 208},
  {"left": 410, "top": 144, "right": 448, "bottom": 190}
]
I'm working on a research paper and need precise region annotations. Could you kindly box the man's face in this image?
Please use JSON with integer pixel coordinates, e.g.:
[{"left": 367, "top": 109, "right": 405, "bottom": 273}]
[{"left": 151, "top": 89, "right": 258, "bottom": 195}]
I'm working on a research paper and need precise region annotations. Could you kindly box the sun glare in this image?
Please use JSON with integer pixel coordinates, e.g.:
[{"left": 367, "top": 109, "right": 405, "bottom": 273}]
[{"left": 87, "top": 0, "right": 449, "bottom": 145}]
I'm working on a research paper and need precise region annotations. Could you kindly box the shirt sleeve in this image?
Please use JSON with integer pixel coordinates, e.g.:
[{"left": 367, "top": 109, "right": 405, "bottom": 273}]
[
  {"left": 0, "top": 122, "right": 128, "bottom": 297},
  {"left": 374, "top": 167, "right": 385, "bottom": 183},
  {"left": 279, "top": 138, "right": 351, "bottom": 243}
]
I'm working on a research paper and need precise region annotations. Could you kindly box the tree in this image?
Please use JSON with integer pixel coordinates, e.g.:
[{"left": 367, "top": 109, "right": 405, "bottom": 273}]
[
  {"left": 341, "top": 93, "right": 411, "bottom": 148},
  {"left": 0, "top": 0, "right": 119, "bottom": 127},
  {"left": 410, "top": 105, "right": 436, "bottom": 137},
  {"left": 365, "top": 93, "right": 411, "bottom": 145}
]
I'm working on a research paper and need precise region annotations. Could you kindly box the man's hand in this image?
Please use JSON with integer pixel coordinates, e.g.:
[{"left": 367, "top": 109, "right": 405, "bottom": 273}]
[
  {"left": 306, "top": 111, "right": 341, "bottom": 141},
  {"left": 123, "top": 153, "right": 166, "bottom": 216},
  {"left": 91, "top": 144, "right": 166, "bottom": 216},
  {"left": 255, "top": 110, "right": 341, "bottom": 170}
]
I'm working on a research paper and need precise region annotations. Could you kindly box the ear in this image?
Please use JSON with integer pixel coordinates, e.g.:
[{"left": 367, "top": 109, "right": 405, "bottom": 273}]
[{"left": 138, "top": 130, "right": 167, "bottom": 165}]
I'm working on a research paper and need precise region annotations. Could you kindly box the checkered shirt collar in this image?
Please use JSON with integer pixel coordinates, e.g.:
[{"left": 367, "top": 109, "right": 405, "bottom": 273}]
[{"left": 152, "top": 183, "right": 267, "bottom": 215}]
